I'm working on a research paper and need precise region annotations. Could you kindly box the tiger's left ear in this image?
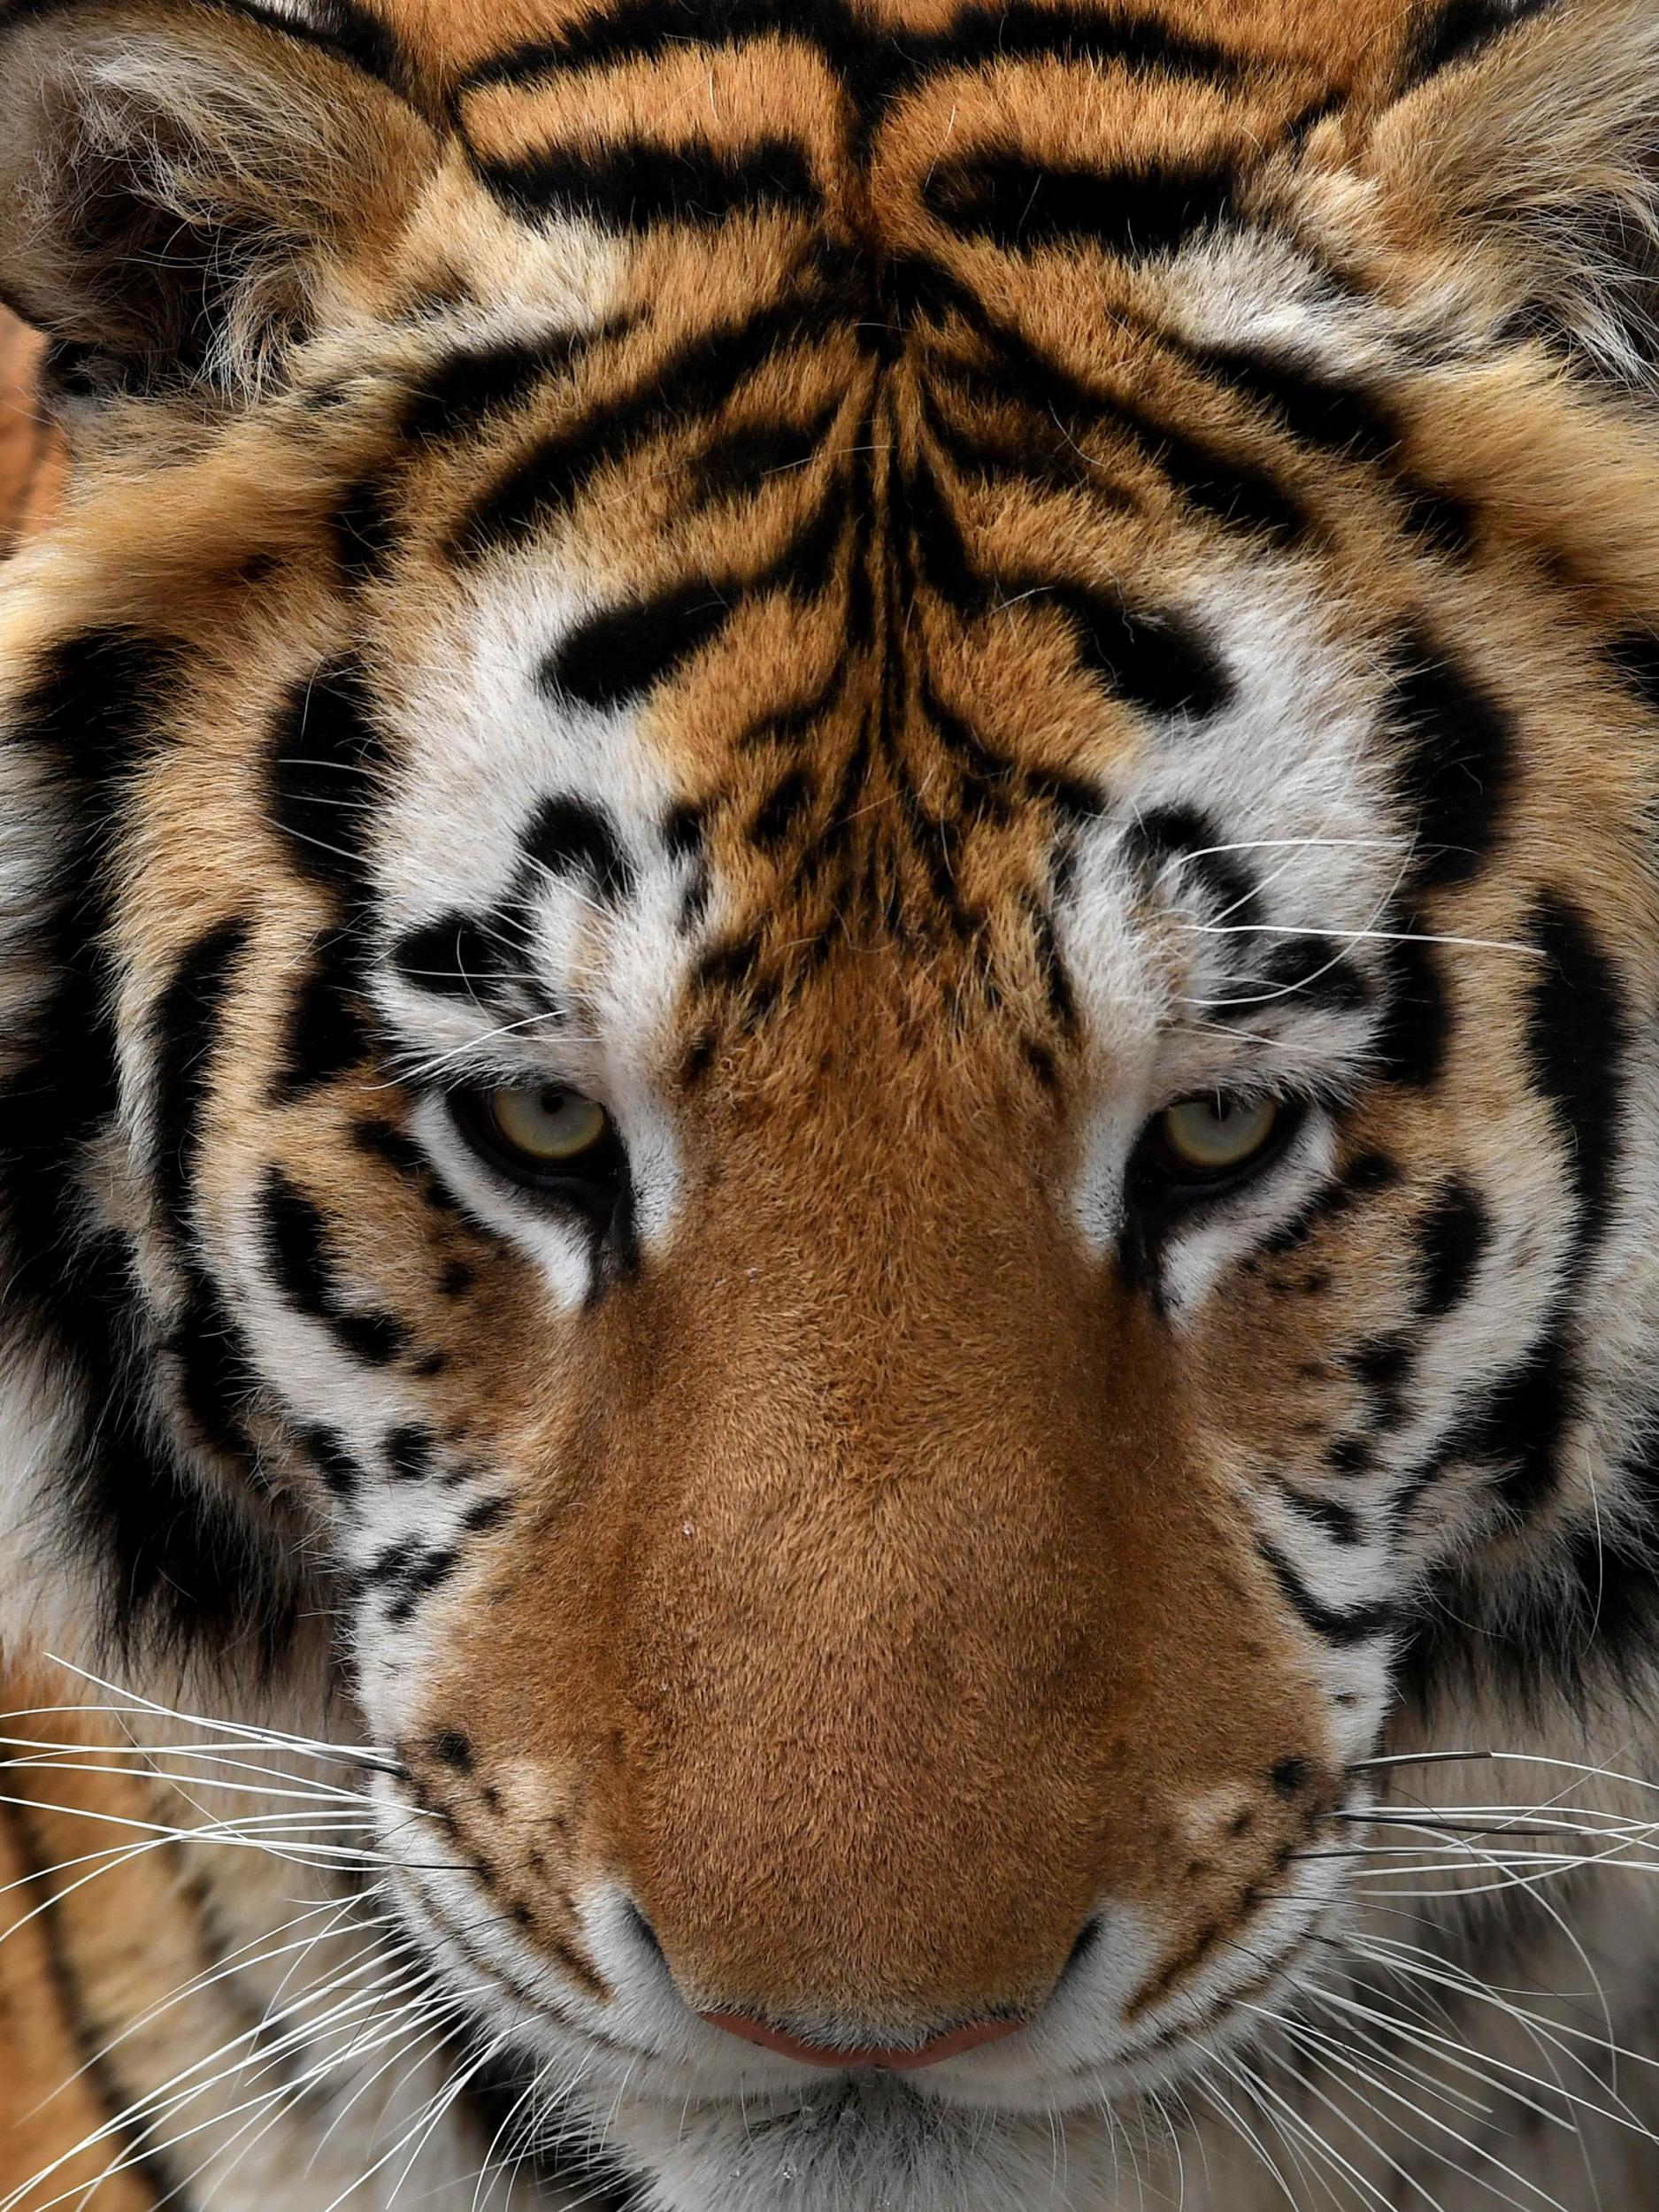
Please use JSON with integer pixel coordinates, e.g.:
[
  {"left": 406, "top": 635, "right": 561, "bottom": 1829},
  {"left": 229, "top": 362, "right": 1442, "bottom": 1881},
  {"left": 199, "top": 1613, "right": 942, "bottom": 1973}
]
[
  {"left": 0, "top": 0, "right": 439, "bottom": 408},
  {"left": 1370, "top": 0, "right": 1659, "bottom": 388}
]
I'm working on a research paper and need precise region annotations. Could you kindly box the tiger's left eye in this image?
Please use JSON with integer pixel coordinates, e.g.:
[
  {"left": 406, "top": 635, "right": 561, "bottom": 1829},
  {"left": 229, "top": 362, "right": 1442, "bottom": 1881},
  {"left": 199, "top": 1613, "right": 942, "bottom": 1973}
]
[
  {"left": 486, "top": 1086, "right": 608, "bottom": 1164},
  {"left": 1151, "top": 1094, "right": 1284, "bottom": 1180}
]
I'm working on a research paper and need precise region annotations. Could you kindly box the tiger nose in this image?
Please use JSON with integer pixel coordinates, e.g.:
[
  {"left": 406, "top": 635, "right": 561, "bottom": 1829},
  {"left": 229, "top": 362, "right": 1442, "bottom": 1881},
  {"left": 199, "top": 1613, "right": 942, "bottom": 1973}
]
[{"left": 698, "top": 2011, "right": 1027, "bottom": 2070}]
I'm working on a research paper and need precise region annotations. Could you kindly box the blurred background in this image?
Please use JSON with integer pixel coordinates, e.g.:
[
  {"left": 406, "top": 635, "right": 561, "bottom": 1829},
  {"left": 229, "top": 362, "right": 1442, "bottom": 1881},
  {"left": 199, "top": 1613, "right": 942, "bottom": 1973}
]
[{"left": 0, "top": 308, "right": 65, "bottom": 551}]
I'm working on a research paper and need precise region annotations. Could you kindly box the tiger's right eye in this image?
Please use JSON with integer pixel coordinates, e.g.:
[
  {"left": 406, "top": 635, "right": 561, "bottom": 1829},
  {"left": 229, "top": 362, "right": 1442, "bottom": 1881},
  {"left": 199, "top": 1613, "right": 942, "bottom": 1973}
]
[
  {"left": 451, "top": 1084, "right": 624, "bottom": 1218},
  {"left": 485, "top": 1086, "right": 609, "bottom": 1165}
]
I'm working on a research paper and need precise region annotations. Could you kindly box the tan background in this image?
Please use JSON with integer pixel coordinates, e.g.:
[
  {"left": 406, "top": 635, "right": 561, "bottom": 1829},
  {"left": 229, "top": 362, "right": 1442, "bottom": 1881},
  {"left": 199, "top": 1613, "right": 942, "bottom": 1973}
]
[{"left": 0, "top": 309, "right": 66, "bottom": 552}]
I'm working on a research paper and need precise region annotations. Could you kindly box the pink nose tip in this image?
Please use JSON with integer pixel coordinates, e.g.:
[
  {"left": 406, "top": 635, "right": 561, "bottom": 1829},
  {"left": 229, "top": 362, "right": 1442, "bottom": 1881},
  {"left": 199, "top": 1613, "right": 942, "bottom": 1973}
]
[{"left": 700, "top": 2012, "right": 1026, "bottom": 2070}]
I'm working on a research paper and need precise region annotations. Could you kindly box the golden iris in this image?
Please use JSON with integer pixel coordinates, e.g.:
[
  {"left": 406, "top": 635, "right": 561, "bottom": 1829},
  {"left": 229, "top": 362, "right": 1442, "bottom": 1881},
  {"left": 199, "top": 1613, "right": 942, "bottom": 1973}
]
[
  {"left": 480, "top": 1086, "right": 610, "bottom": 1166},
  {"left": 1156, "top": 1094, "right": 1281, "bottom": 1177}
]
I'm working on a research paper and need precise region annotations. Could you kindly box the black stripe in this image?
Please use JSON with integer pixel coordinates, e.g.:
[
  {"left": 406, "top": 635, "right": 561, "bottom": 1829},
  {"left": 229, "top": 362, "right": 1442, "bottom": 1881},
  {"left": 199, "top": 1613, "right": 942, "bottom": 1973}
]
[
  {"left": 920, "top": 673, "right": 1020, "bottom": 818},
  {"left": 276, "top": 927, "right": 373, "bottom": 1099},
  {"left": 392, "top": 912, "right": 513, "bottom": 1001},
  {"left": 476, "top": 138, "right": 820, "bottom": 230},
  {"left": 226, "top": 0, "right": 413, "bottom": 96},
  {"left": 1037, "top": 581, "right": 1229, "bottom": 720},
  {"left": 385, "top": 1424, "right": 434, "bottom": 1482},
  {"left": 1124, "top": 804, "right": 1259, "bottom": 924},
  {"left": 399, "top": 317, "right": 640, "bottom": 446},
  {"left": 739, "top": 664, "right": 849, "bottom": 752},
  {"left": 1028, "top": 896, "right": 1077, "bottom": 1032},
  {"left": 900, "top": 448, "right": 1227, "bottom": 718},
  {"left": 1438, "top": 1330, "right": 1575, "bottom": 1524},
  {"left": 464, "top": 1494, "right": 511, "bottom": 1537},
  {"left": 1417, "top": 1178, "right": 1488, "bottom": 1317},
  {"left": 901, "top": 449, "right": 984, "bottom": 614},
  {"left": 1526, "top": 893, "right": 1624, "bottom": 1271},
  {"left": 9, "top": 627, "right": 180, "bottom": 792},
  {"left": 384, "top": 1545, "right": 462, "bottom": 1624},
  {"left": 261, "top": 1168, "right": 334, "bottom": 1318},
  {"left": 170, "top": 1274, "right": 261, "bottom": 1463},
  {"left": 1348, "top": 1332, "right": 1414, "bottom": 1434},
  {"left": 455, "top": 287, "right": 841, "bottom": 552},
  {"left": 333, "top": 472, "right": 403, "bottom": 580},
  {"left": 925, "top": 151, "right": 1237, "bottom": 260},
  {"left": 544, "top": 584, "right": 736, "bottom": 710},
  {"left": 1410, "top": 895, "right": 1624, "bottom": 1523},
  {"left": 690, "top": 399, "right": 841, "bottom": 509},
  {"left": 150, "top": 918, "right": 249, "bottom": 1244},
  {"left": 918, "top": 373, "right": 1099, "bottom": 503},
  {"left": 269, "top": 661, "right": 387, "bottom": 903},
  {"left": 457, "top": 0, "right": 1240, "bottom": 99},
  {"left": 1250, "top": 1150, "right": 1397, "bottom": 1263},
  {"left": 0, "top": 634, "right": 289, "bottom": 1655},
  {"left": 1607, "top": 626, "right": 1659, "bottom": 718},
  {"left": 1387, "top": 633, "right": 1512, "bottom": 890},
  {"left": 1202, "top": 344, "right": 1402, "bottom": 465},
  {"left": 297, "top": 0, "right": 408, "bottom": 88},
  {"left": 750, "top": 768, "right": 818, "bottom": 849},
  {"left": 260, "top": 1167, "right": 410, "bottom": 1364},
  {"left": 1258, "top": 1537, "right": 1394, "bottom": 1645},
  {"left": 402, "top": 336, "right": 580, "bottom": 444},
  {"left": 1489, "top": 895, "right": 1624, "bottom": 1505},
  {"left": 522, "top": 795, "right": 635, "bottom": 900},
  {"left": 335, "top": 1308, "right": 408, "bottom": 1365},
  {"left": 924, "top": 343, "right": 1305, "bottom": 544},
  {"left": 917, "top": 269, "right": 1309, "bottom": 550},
  {"left": 1194, "top": 342, "right": 1471, "bottom": 550},
  {"left": 543, "top": 467, "right": 847, "bottom": 711},
  {"left": 303, "top": 1426, "right": 365, "bottom": 1498},
  {"left": 1249, "top": 936, "right": 1371, "bottom": 1016},
  {"left": 1372, "top": 925, "right": 1448, "bottom": 1087},
  {"left": 1398, "top": 0, "right": 1557, "bottom": 88},
  {"left": 1277, "top": 1486, "right": 1363, "bottom": 1547},
  {"left": 458, "top": 0, "right": 822, "bottom": 88},
  {"left": 891, "top": 0, "right": 1243, "bottom": 86},
  {"left": 1069, "top": 394, "right": 1305, "bottom": 545}
]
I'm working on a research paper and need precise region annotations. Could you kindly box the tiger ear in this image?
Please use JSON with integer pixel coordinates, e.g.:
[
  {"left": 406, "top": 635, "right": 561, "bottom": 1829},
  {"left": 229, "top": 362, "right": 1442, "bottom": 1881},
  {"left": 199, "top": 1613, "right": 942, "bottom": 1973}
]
[
  {"left": 0, "top": 0, "right": 438, "bottom": 407},
  {"left": 1369, "top": 0, "right": 1659, "bottom": 388}
]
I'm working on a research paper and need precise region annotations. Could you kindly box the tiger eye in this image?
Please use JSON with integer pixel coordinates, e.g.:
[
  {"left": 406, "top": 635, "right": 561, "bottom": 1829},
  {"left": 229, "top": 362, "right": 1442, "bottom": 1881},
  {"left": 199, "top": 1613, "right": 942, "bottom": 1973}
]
[
  {"left": 1156, "top": 1095, "right": 1281, "bottom": 1177},
  {"left": 484, "top": 1087, "right": 609, "bottom": 1165}
]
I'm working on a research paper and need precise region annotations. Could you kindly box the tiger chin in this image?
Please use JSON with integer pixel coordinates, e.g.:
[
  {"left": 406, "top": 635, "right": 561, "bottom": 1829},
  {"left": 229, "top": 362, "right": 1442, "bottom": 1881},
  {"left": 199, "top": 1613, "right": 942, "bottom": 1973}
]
[{"left": 4, "top": 0, "right": 1659, "bottom": 2208}]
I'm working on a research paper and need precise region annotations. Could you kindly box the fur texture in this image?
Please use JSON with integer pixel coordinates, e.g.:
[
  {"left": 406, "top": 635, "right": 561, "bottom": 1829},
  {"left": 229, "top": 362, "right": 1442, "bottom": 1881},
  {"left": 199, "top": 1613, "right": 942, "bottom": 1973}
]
[{"left": 4, "top": 1, "right": 1659, "bottom": 2206}]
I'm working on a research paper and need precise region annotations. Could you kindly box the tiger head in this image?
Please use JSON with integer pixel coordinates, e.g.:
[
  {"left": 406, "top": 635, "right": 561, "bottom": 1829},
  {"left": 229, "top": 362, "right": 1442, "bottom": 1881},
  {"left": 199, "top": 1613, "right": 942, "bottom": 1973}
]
[{"left": 3, "top": 0, "right": 1658, "bottom": 2205}]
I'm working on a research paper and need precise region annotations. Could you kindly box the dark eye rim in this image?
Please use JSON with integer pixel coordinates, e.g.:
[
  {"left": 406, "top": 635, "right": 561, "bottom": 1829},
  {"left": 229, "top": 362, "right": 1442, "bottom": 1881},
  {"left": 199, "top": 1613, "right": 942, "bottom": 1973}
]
[
  {"left": 448, "top": 1084, "right": 626, "bottom": 1218},
  {"left": 1130, "top": 1094, "right": 1305, "bottom": 1207}
]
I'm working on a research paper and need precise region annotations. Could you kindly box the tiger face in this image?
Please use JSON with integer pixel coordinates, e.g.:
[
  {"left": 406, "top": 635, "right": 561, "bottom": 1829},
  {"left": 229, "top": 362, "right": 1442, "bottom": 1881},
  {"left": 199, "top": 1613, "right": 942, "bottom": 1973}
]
[{"left": 4, "top": 0, "right": 1659, "bottom": 2206}]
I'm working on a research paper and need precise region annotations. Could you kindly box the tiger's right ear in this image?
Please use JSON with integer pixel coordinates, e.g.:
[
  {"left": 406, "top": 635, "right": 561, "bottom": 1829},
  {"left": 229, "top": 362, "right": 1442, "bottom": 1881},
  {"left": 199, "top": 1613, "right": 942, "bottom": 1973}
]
[
  {"left": 1370, "top": 0, "right": 1659, "bottom": 390},
  {"left": 0, "top": 0, "right": 438, "bottom": 406}
]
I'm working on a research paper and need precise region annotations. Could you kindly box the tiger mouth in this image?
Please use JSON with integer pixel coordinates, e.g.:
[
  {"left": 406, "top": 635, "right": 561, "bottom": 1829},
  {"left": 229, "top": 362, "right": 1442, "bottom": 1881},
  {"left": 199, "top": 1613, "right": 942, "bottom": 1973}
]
[{"left": 407, "top": 1834, "right": 1335, "bottom": 2131}]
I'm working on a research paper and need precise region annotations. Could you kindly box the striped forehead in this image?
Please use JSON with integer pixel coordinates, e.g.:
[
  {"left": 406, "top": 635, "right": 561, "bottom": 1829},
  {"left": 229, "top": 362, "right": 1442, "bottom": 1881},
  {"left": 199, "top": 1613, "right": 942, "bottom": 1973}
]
[
  {"left": 283, "top": 0, "right": 1515, "bottom": 1105},
  {"left": 364, "top": 539, "right": 1403, "bottom": 1103}
]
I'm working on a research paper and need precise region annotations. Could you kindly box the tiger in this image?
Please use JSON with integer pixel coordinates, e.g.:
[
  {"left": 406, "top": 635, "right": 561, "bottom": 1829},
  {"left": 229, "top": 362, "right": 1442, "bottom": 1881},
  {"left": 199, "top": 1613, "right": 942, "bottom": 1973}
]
[{"left": 4, "top": 0, "right": 1659, "bottom": 2205}]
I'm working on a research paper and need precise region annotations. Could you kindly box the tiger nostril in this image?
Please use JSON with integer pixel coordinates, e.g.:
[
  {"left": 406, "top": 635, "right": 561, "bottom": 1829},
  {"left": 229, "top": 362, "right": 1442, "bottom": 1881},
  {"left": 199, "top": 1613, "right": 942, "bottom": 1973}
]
[
  {"left": 698, "top": 2011, "right": 1029, "bottom": 2071},
  {"left": 1061, "top": 1916, "right": 1103, "bottom": 1981},
  {"left": 625, "top": 1900, "right": 666, "bottom": 1965}
]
